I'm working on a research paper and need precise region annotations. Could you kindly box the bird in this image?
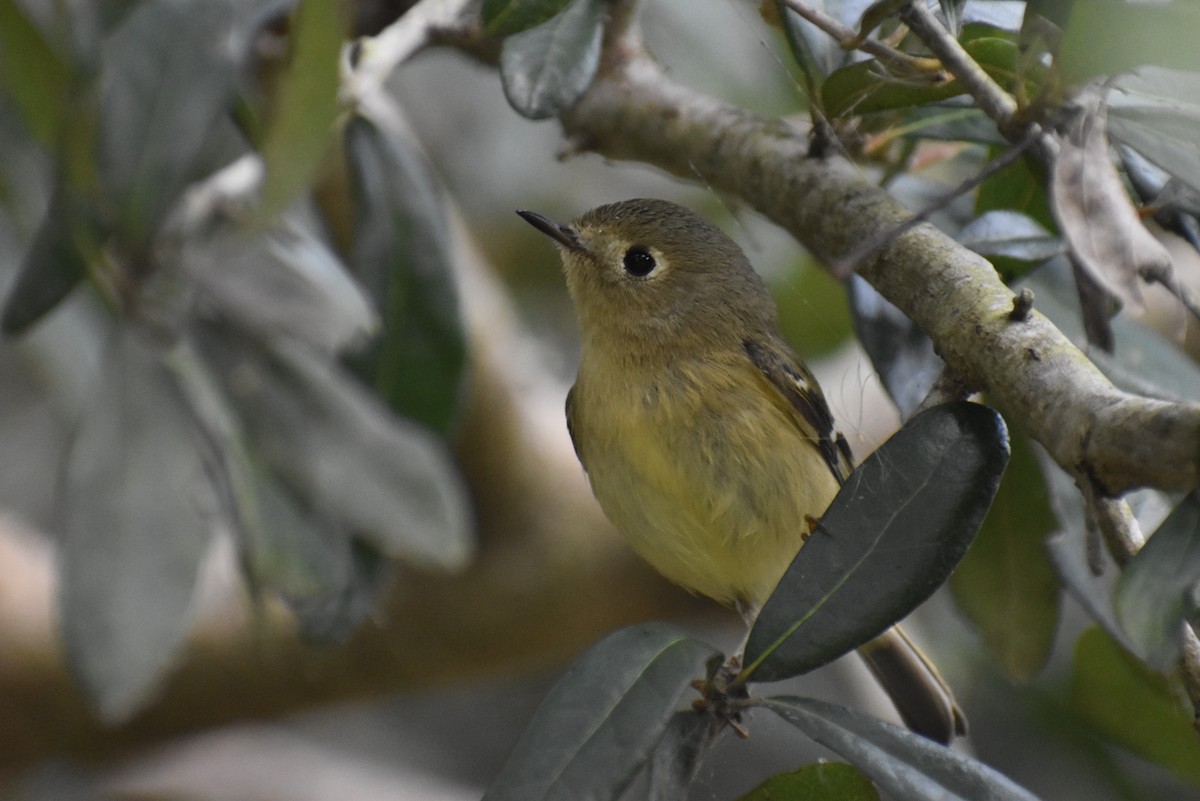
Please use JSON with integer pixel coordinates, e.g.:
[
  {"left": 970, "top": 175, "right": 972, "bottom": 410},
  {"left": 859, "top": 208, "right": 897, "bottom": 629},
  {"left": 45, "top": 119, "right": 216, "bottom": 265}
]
[{"left": 517, "top": 197, "right": 964, "bottom": 743}]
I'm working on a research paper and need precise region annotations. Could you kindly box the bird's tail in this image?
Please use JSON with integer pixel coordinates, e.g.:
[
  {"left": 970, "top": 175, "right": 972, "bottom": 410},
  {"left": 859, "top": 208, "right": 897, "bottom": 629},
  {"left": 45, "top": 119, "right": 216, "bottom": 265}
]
[{"left": 857, "top": 625, "right": 967, "bottom": 744}]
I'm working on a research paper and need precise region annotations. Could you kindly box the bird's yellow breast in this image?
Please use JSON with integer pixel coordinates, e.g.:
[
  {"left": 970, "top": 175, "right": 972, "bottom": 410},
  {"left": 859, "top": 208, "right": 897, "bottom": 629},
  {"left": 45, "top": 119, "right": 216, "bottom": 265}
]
[{"left": 570, "top": 353, "right": 842, "bottom": 609}]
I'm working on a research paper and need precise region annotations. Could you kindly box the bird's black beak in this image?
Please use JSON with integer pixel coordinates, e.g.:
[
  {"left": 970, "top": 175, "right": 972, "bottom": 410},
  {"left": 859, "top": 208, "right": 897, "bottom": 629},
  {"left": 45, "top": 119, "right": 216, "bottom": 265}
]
[{"left": 517, "top": 210, "right": 584, "bottom": 251}]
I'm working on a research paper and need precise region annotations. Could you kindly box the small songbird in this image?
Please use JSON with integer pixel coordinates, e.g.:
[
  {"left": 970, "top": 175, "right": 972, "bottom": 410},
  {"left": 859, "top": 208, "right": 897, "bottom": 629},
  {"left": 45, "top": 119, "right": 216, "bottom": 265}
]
[{"left": 518, "top": 198, "right": 964, "bottom": 743}]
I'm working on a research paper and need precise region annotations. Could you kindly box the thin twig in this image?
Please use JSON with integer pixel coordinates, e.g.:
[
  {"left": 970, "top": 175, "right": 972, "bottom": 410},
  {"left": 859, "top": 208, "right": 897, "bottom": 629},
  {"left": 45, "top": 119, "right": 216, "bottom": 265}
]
[
  {"left": 780, "top": 0, "right": 939, "bottom": 73},
  {"left": 831, "top": 129, "right": 1039, "bottom": 277},
  {"left": 900, "top": 0, "right": 1017, "bottom": 132}
]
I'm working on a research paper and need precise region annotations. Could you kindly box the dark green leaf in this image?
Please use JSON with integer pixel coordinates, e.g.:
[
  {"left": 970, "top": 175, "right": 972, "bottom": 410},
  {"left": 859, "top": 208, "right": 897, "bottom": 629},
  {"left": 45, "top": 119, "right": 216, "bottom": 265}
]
[
  {"left": 765, "top": 697, "right": 1039, "bottom": 801},
  {"left": 822, "top": 37, "right": 1034, "bottom": 118},
  {"left": 645, "top": 711, "right": 712, "bottom": 801},
  {"left": 0, "top": 0, "right": 73, "bottom": 146},
  {"left": 258, "top": 0, "right": 345, "bottom": 219},
  {"left": 1115, "top": 492, "right": 1200, "bottom": 671},
  {"left": 1070, "top": 627, "right": 1200, "bottom": 788},
  {"left": 773, "top": 261, "right": 853, "bottom": 360},
  {"left": 1108, "top": 68, "right": 1200, "bottom": 197},
  {"left": 100, "top": 1, "right": 237, "bottom": 248},
  {"left": 343, "top": 113, "right": 467, "bottom": 434},
  {"left": 736, "top": 762, "right": 879, "bottom": 801},
  {"left": 184, "top": 222, "right": 376, "bottom": 356},
  {"left": 1056, "top": 1, "right": 1200, "bottom": 84},
  {"left": 1, "top": 187, "right": 89, "bottom": 334},
  {"left": 847, "top": 275, "right": 941, "bottom": 419},
  {"left": 483, "top": 0, "right": 574, "bottom": 37},
  {"left": 499, "top": 0, "right": 604, "bottom": 120},
  {"left": 483, "top": 623, "right": 717, "bottom": 801},
  {"left": 60, "top": 325, "right": 217, "bottom": 722},
  {"left": 974, "top": 146, "right": 1055, "bottom": 232},
  {"left": 950, "top": 434, "right": 1060, "bottom": 681},
  {"left": 743, "top": 402, "right": 1010, "bottom": 683},
  {"left": 193, "top": 320, "right": 473, "bottom": 572}
]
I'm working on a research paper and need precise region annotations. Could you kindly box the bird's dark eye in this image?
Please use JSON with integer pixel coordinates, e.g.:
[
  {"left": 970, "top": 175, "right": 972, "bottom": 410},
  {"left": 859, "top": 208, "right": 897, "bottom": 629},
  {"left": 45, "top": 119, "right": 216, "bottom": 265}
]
[{"left": 622, "top": 245, "right": 656, "bottom": 277}]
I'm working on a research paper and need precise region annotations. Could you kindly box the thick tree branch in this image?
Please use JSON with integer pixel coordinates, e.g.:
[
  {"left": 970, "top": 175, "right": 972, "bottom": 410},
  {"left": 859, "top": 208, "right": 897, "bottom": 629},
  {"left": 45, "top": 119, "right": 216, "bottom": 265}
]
[{"left": 561, "top": 46, "right": 1200, "bottom": 494}]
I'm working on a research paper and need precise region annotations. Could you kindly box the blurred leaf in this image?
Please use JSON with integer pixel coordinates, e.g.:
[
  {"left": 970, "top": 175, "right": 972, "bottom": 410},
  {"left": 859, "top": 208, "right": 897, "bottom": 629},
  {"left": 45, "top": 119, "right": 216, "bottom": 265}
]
[
  {"left": 1108, "top": 67, "right": 1200, "bottom": 197},
  {"left": 60, "top": 325, "right": 217, "bottom": 722},
  {"left": 1045, "top": 531, "right": 1140, "bottom": 655},
  {"left": 193, "top": 320, "right": 473, "bottom": 571},
  {"left": 892, "top": 105, "right": 1007, "bottom": 146},
  {"left": 343, "top": 112, "right": 467, "bottom": 433},
  {"left": 958, "top": 210, "right": 1062, "bottom": 262},
  {"left": 646, "top": 711, "right": 712, "bottom": 801},
  {"left": 975, "top": 147, "right": 1055, "bottom": 232},
  {"left": 823, "top": 37, "right": 1035, "bottom": 118},
  {"left": 1115, "top": 492, "right": 1200, "bottom": 671},
  {"left": 847, "top": 275, "right": 942, "bottom": 418},
  {"left": 737, "top": 762, "right": 879, "bottom": 801},
  {"left": 1070, "top": 627, "right": 1200, "bottom": 788},
  {"left": 1050, "top": 92, "right": 1172, "bottom": 307},
  {"left": 184, "top": 221, "right": 377, "bottom": 356},
  {"left": 285, "top": 537, "right": 392, "bottom": 642},
  {"left": 483, "top": 623, "right": 717, "bottom": 801},
  {"left": 499, "top": 0, "right": 604, "bottom": 120},
  {"left": 1057, "top": 0, "right": 1200, "bottom": 85},
  {"left": 1023, "top": 267, "right": 1200, "bottom": 403},
  {"left": 960, "top": 2, "right": 1025, "bottom": 32},
  {"left": 743, "top": 402, "right": 1010, "bottom": 683},
  {"left": 765, "top": 697, "right": 1039, "bottom": 801},
  {"left": 258, "top": 0, "right": 344, "bottom": 220},
  {"left": 483, "top": 0, "right": 573, "bottom": 36},
  {"left": 1, "top": 187, "right": 89, "bottom": 334},
  {"left": 958, "top": 209, "right": 1062, "bottom": 281},
  {"left": 773, "top": 260, "right": 853, "bottom": 359},
  {"left": 100, "top": 0, "right": 237, "bottom": 248},
  {"left": 938, "top": 0, "right": 964, "bottom": 37},
  {"left": 950, "top": 433, "right": 1060, "bottom": 681},
  {"left": 0, "top": 0, "right": 73, "bottom": 146}
]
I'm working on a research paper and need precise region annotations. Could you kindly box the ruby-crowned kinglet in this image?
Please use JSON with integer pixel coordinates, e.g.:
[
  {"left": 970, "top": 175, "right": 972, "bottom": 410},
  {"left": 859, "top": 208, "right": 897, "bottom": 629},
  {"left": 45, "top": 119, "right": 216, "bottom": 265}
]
[{"left": 518, "top": 198, "right": 964, "bottom": 743}]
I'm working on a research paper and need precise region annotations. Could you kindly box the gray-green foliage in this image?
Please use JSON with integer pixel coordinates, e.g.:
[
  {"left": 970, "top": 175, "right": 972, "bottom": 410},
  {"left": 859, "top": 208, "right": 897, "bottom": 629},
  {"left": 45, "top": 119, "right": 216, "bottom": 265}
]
[{"left": 0, "top": 0, "right": 472, "bottom": 719}]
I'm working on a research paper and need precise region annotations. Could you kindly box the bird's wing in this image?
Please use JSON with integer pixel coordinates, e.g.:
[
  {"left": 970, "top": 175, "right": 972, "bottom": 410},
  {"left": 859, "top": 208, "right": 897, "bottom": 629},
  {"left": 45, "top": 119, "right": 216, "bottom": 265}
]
[
  {"left": 743, "top": 338, "right": 853, "bottom": 484},
  {"left": 565, "top": 384, "right": 586, "bottom": 467}
]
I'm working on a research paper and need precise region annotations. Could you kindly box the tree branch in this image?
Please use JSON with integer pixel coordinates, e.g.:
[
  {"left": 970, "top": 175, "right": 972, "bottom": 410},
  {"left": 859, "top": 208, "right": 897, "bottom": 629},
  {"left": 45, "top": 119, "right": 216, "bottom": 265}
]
[{"left": 561, "top": 46, "right": 1200, "bottom": 494}]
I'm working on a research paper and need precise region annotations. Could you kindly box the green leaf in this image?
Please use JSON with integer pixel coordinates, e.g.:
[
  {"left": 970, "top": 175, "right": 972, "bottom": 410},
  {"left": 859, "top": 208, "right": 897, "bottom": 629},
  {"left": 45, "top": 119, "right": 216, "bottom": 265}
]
[
  {"left": 343, "top": 113, "right": 467, "bottom": 434},
  {"left": 99, "top": 1, "right": 237, "bottom": 249},
  {"left": 765, "top": 697, "right": 1039, "bottom": 801},
  {"left": 257, "top": 0, "right": 345, "bottom": 220},
  {"left": 892, "top": 105, "right": 1007, "bottom": 146},
  {"left": 60, "top": 325, "right": 217, "bottom": 723},
  {"left": 822, "top": 37, "right": 1035, "bottom": 118},
  {"left": 1070, "top": 627, "right": 1200, "bottom": 788},
  {"left": 846, "top": 275, "right": 942, "bottom": 418},
  {"left": 483, "top": 623, "right": 717, "bottom": 801},
  {"left": 736, "top": 762, "right": 879, "bottom": 801},
  {"left": 1115, "top": 492, "right": 1200, "bottom": 671},
  {"left": 499, "top": 0, "right": 605, "bottom": 120},
  {"left": 1056, "top": 1, "right": 1200, "bottom": 85},
  {"left": 0, "top": 0, "right": 73, "bottom": 147},
  {"left": 645, "top": 711, "right": 712, "bottom": 801},
  {"left": 743, "top": 402, "right": 1010, "bottom": 683},
  {"left": 483, "top": 0, "right": 574, "bottom": 36},
  {"left": 193, "top": 319, "right": 473, "bottom": 572},
  {"left": 1108, "top": 68, "right": 1200, "bottom": 197},
  {"left": 974, "top": 146, "right": 1055, "bottom": 233},
  {"left": 773, "top": 260, "right": 853, "bottom": 360},
  {"left": 1, "top": 187, "right": 89, "bottom": 335},
  {"left": 950, "top": 433, "right": 1060, "bottom": 681}
]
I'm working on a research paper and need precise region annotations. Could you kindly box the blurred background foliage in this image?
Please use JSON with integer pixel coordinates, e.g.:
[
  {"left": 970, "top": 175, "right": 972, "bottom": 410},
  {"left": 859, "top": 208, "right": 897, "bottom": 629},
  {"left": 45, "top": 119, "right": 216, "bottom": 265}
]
[{"left": 1, "top": 0, "right": 1200, "bottom": 799}]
